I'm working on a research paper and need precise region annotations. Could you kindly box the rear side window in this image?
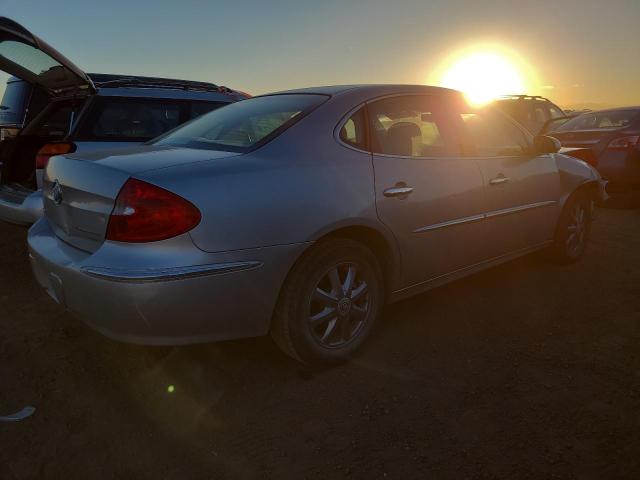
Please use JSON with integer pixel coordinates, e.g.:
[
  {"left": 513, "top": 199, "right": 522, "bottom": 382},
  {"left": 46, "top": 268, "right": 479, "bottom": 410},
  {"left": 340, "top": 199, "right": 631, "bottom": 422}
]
[
  {"left": 455, "top": 108, "right": 530, "bottom": 157},
  {"left": 76, "top": 98, "right": 184, "bottom": 141},
  {"left": 368, "top": 95, "right": 456, "bottom": 157},
  {"left": 532, "top": 101, "right": 550, "bottom": 127},
  {"left": 339, "top": 107, "right": 367, "bottom": 149},
  {"left": 548, "top": 104, "right": 565, "bottom": 119},
  {"left": 22, "top": 99, "right": 84, "bottom": 137}
]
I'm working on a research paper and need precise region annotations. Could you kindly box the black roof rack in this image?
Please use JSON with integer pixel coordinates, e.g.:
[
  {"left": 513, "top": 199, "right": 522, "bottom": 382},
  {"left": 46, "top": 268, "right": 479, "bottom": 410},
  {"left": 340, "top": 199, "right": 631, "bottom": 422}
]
[{"left": 87, "top": 73, "right": 235, "bottom": 95}]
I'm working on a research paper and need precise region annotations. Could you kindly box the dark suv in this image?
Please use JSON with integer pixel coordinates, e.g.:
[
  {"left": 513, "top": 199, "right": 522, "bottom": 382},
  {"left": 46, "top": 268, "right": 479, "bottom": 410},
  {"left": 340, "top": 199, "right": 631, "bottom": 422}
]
[
  {"left": 0, "top": 17, "right": 248, "bottom": 224},
  {"left": 0, "top": 76, "right": 49, "bottom": 140},
  {"left": 493, "top": 95, "right": 566, "bottom": 135}
]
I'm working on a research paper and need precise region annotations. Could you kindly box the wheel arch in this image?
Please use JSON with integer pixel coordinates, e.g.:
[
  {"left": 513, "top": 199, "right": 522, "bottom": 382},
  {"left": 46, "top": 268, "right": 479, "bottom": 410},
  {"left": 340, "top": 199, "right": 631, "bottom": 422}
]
[
  {"left": 559, "top": 179, "right": 600, "bottom": 211},
  {"left": 280, "top": 219, "right": 402, "bottom": 303}
]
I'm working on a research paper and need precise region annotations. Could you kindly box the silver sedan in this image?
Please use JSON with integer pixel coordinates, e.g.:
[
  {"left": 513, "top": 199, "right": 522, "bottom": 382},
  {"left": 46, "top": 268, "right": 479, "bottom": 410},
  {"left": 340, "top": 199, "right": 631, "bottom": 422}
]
[{"left": 28, "top": 85, "right": 607, "bottom": 364}]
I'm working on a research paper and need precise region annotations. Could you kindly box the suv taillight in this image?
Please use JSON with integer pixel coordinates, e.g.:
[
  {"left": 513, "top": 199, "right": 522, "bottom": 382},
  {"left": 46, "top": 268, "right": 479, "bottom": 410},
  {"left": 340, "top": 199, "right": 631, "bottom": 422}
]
[
  {"left": 106, "top": 178, "right": 201, "bottom": 243},
  {"left": 35, "top": 142, "right": 76, "bottom": 169},
  {"left": 607, "top": 136, "right": 639, "bottom": 150}
]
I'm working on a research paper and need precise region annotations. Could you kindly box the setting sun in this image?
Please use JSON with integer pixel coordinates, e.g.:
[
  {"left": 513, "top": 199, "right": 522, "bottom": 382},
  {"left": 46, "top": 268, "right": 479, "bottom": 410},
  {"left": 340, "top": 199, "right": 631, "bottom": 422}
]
[{"left": 431, "top": 45, "right": 535, "bottom": 106}]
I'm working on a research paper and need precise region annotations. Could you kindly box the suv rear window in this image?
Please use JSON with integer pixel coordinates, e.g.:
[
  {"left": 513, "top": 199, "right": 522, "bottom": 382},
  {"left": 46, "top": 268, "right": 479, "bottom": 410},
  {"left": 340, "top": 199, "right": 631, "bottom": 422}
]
[
  {"left": 190, "top": 101, "right": 226, "bottom": 120},
  {"left": 75, "top": 98, "right": 185, "bottom": 141},
  {"left": 153, "top": 94, "right": 328, "bottom": 153}
]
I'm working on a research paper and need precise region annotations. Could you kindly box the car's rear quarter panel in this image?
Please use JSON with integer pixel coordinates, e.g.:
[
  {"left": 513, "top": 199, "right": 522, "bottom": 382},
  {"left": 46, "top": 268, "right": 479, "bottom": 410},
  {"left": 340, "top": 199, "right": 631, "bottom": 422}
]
[{"left": 138, "top": 100, "right": 381, "bottom": 254}]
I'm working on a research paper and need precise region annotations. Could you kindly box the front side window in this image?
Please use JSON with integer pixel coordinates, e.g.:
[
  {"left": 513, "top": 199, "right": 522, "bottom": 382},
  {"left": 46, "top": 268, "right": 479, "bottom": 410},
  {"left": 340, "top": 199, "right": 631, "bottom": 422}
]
[
  {"left": 456, "top": 108, "right": 530, "bottom": 157},
  {"left": 368, "top": 95, "right": 455, "bottom": 157},
  {"left": 154, "top": 94, "right": 328, "bottom": 153},
  {"left": 77, "top": 99, "right": 183, "bottom": 141}
]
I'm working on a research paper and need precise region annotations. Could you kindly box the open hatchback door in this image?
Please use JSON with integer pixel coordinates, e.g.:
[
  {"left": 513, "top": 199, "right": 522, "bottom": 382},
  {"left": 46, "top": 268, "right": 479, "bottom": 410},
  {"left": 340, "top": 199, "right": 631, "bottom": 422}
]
[{"left": 0, "top": 17, "right": 94, "bottom": 98}]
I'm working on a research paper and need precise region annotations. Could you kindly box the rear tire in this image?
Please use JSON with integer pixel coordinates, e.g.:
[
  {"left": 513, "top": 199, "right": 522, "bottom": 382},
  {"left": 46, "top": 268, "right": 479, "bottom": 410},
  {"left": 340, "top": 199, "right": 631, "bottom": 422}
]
[
  {"left": 271, "top": 238, "right": 384, "bottom": 365},
  {"left": 549, "top": 192, "right": 593, "bottom": 263}
]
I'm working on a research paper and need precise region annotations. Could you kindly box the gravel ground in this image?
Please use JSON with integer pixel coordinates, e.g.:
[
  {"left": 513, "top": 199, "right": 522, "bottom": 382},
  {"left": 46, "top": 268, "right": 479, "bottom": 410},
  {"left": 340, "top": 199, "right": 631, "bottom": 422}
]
[{"left": 1, "top": 205, "right": 639, "bottom": 479}]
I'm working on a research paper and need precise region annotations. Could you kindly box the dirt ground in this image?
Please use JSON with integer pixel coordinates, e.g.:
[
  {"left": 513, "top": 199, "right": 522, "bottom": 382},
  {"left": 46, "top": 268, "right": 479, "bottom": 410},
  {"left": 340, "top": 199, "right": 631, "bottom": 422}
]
[{"left": 1, "top": 203, "right": 639, "bottom": 479}]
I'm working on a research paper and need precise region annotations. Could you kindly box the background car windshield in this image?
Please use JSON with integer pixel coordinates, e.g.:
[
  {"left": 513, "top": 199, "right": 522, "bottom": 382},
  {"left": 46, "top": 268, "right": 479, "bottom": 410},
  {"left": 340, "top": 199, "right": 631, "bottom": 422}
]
[
  {"left": 153, "top": 94, "right": 327, "bottom": 152},
  {"left": 556, "top": 110, "right": 640, "bottom": 131}
]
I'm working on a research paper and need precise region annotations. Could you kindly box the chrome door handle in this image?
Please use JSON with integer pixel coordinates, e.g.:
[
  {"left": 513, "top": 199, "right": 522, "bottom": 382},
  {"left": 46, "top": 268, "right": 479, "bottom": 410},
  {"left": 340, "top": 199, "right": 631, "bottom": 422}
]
[
  {"left": 489, "top": 175, "right": 509, "bottom": 185},
  {"left": 383, "top": 186, "right": 414, "bottom": 197}
]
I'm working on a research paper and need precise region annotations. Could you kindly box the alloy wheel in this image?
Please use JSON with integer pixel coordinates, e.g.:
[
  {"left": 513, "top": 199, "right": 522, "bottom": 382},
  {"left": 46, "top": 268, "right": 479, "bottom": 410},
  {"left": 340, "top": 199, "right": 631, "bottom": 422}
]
[
  {"left": 566, "top": 203, "right": 587, "bottom": 256},
  {"left": 308, "top": 262, "right": 370, "bottom": 348}
]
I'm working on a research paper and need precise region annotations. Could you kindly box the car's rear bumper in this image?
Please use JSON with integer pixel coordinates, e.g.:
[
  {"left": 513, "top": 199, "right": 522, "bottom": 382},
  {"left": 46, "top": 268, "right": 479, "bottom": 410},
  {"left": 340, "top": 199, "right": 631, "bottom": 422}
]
[
  {"left": 598, "top": 150, "right": 640, "bottom": 187},
  {"left": 28, "top": 218, "right": 307, "bottom": 345},
  {"left": 0, "top": 186, "right": 43, "bottom": 225}
]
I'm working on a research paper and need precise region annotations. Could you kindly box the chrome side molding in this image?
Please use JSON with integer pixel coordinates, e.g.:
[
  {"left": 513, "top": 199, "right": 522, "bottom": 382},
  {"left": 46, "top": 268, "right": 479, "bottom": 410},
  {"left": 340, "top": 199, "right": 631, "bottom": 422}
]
[{"left": 414, "top": 201, "right": 557, "bottom": 233}]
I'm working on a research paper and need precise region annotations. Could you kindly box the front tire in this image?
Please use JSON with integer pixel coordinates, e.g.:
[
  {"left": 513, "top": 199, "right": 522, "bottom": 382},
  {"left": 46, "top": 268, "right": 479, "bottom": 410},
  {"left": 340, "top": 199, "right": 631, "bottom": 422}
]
[
  {"left": 550, "top": 192, "right": 593, "bottom": 263},
  {"left": 271, "top": 238, "right": 384, "bottom": 365}
]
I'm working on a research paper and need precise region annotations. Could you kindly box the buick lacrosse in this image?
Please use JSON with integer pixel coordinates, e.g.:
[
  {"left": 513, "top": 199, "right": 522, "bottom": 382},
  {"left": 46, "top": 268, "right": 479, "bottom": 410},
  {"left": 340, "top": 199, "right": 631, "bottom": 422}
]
[{"left": 28, "top": 85, "right": 607, "bottom": 364}]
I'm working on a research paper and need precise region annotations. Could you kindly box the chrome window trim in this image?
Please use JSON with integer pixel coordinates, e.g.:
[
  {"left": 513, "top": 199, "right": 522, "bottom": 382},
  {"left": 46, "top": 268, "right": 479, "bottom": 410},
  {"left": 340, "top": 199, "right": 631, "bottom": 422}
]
[{"left": 80, "top": 261, "right": 263, "bottom": 283}]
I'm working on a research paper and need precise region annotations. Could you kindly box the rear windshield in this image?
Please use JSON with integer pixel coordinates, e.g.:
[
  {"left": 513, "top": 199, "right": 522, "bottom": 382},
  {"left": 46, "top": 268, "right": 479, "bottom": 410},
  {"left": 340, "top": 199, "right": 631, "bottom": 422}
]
[
  {"left": 153, "top": 94, "right": 329, "bottom": 153},
  {"left": 556, "top": 110, "right": 639, "bottom": 131},
  {"left": 0, "top": 78, "right": 31, "bottom": 126}
]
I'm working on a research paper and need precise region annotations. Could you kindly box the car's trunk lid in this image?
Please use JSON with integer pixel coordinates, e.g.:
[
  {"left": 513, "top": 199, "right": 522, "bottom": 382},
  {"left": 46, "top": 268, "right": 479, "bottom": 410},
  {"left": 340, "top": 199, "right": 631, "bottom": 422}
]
[
  {"left": 63, "top": 144, "right": 241, "bottom": 174},
  {"left": 43, "top": 156, "right": 130, "bottom": 252},
  {"left": 43, "top": 147, "right": 240, "bottom": 252},
  {"left": 0, "top": 17, "right": 94, "bottom": 98}
]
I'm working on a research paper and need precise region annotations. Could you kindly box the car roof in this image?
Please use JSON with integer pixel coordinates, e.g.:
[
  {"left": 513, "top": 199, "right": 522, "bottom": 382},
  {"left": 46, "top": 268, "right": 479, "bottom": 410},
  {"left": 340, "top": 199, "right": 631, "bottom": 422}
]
[{"left": 266, "top": 84, "right": 460, "bottom": 98}]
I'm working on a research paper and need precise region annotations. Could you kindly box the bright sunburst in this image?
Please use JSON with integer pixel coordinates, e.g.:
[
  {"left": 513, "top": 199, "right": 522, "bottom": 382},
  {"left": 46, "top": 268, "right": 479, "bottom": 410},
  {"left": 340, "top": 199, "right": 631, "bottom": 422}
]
[{"left": 431, "top": 45, "right": 535, "bottom": 107}]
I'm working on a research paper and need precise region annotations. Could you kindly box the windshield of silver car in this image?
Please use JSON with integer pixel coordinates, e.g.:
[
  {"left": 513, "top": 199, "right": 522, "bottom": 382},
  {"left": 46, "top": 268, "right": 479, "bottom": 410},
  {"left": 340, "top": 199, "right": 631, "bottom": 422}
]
[{"left": 152, "top": 93, "right": 329, "bottom": 152}]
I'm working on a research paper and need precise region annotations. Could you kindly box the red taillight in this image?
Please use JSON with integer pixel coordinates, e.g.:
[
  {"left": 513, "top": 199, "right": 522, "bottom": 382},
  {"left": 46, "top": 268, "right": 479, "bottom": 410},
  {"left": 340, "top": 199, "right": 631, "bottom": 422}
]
[
  {"left": 35, "top": 142, "right": 75, "bottom": 169},
  {"left": 607, "top": 136, "right": 639, "bottom": 150},
  {"left": 106, "top": 178, "right": 201, "bottom": 243}
]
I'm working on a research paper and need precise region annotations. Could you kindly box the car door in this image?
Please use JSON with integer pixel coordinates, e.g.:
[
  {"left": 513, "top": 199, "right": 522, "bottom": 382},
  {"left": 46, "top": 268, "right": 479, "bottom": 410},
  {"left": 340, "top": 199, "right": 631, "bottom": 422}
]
[
  {"left": 452, "top": 106, "right": 561, "bottom": 259},
  {"left": 368, "top": 94, "right": 488, "bottom": 288}
]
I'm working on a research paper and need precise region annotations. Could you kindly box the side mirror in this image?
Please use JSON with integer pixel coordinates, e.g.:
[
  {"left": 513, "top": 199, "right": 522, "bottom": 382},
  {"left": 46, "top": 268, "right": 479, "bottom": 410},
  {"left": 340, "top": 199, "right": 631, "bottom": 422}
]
[{"left": 533, "top": 135, "right": 561, "bottom": 154}]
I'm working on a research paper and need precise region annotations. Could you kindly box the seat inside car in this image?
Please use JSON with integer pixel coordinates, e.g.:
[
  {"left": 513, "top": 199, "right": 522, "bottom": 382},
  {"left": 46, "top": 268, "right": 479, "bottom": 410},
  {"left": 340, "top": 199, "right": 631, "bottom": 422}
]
[{"left": 386, "top": 122, "right": 421, "bottom": 156}]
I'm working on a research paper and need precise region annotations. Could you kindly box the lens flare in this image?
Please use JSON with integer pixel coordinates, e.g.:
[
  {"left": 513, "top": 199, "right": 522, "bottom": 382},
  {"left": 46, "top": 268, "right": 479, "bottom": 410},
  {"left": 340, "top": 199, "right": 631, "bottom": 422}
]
[{"left": 430, "top": 44, "right": 536, "bottom": 107}]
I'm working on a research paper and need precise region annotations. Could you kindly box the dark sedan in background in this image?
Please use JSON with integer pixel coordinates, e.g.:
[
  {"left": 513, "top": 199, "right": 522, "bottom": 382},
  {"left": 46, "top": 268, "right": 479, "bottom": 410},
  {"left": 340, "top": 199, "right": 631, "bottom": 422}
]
[{"left": 548, "top": 107, "right": 640, "bottom": 192}]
